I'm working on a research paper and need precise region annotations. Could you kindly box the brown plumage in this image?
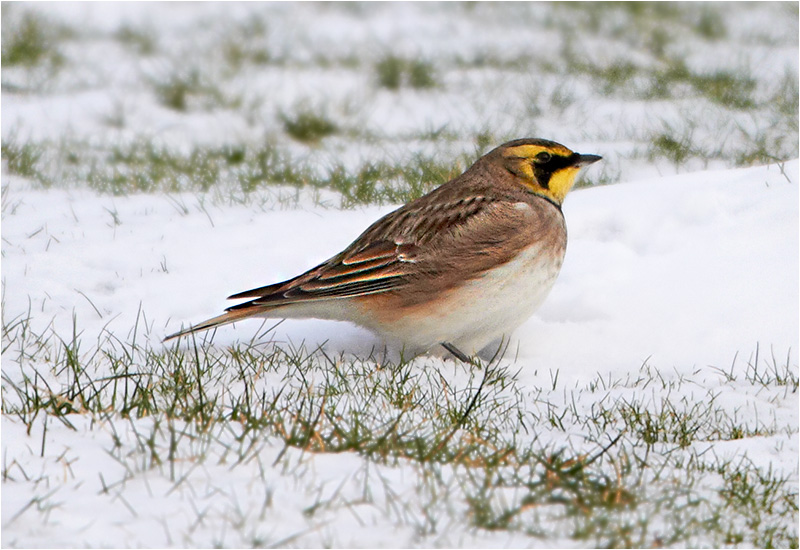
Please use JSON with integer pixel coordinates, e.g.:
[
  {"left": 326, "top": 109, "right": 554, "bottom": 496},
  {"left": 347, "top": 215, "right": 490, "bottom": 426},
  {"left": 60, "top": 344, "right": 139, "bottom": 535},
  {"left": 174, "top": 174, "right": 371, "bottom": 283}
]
[{"left": 164, "top": 138, "right": 601, "bottom": 359}]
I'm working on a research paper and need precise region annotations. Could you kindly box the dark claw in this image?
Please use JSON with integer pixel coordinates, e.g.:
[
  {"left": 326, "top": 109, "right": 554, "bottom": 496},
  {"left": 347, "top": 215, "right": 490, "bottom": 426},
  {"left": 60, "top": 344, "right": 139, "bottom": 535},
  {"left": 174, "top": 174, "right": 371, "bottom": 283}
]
[{"left": 441, "top": 342, "right": 471, "bottom": 362}]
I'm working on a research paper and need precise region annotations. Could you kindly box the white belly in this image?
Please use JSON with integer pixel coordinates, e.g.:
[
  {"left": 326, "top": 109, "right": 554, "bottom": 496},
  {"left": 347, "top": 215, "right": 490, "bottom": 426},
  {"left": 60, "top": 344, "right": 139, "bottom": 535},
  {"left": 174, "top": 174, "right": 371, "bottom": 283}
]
[{"left": 369, "top": 242, "right": 565, "bottom": 356}]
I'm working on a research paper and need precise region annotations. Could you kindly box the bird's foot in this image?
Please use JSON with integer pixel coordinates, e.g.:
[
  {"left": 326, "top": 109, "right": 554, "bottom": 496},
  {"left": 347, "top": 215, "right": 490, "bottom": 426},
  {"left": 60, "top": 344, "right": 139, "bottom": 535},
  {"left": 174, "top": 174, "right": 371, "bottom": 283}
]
[{"left": 440, "top": 342, "right": 472, "bottom": 363}]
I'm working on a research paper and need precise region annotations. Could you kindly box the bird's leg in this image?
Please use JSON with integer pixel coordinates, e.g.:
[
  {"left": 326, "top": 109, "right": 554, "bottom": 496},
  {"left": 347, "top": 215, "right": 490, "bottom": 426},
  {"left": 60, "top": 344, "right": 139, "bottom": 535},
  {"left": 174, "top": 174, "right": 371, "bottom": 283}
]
[{"left": 441, "top": 342, "right": 471, "bottom": 363}]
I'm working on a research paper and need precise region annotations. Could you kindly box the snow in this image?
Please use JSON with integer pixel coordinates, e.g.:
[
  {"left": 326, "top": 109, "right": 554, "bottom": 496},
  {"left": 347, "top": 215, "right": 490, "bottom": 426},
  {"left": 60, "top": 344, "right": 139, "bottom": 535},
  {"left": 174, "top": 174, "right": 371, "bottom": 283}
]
[
  {"left": 3, "top": 163, "right": 796, "bottom": 379},
  {"left": 1, "top": 2, "right": 798, "bottom": 547},
  {"left": 543, "top": 164, "right": 799, "bottom": 381},
  {"left": 3, "top": 157, "right": 797, "bottom": 548}
]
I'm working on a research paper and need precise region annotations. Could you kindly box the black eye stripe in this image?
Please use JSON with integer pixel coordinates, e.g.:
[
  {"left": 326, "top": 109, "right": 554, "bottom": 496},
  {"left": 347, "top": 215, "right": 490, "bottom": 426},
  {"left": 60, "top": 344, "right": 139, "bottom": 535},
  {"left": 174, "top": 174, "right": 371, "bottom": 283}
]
[
  {"left": 538, "top": 152, "right": 577, "bottom": 169},
  {"left": 532, "top": 153, "right": 577, "bottom": 188},
  {"left": 537, "top": 171, "right": 552, "bottom": 189}
]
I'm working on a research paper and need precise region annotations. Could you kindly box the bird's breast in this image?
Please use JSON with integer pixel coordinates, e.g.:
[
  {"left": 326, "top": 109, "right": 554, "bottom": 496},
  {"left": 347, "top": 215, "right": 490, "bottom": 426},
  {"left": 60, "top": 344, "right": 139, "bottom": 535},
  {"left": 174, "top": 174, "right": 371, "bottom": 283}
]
[{"left": 355, "top": 232, "right": 567, "bottom": 355}]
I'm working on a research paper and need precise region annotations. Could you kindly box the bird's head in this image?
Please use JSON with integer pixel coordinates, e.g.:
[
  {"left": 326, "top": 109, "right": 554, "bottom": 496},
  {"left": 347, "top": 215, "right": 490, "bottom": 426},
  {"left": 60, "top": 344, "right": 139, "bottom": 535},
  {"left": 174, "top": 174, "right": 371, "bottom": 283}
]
[{"left": 495, "top": 138, "right": 602, "bottom": 206}]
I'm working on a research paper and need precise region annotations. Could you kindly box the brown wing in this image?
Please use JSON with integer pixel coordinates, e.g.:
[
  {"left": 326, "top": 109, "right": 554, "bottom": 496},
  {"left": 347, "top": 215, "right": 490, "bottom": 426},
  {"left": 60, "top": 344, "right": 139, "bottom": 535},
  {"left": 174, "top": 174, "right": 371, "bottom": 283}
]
[
  {"left": 164, "top": 193, "right": 562, "bottom": 342},
  {"left": 225, "top": 192, "right": 509, "bottom": 311}
]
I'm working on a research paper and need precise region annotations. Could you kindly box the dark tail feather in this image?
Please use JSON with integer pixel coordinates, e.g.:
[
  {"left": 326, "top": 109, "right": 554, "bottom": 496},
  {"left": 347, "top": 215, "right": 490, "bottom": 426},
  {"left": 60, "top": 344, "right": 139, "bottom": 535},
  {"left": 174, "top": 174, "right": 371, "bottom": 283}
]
[
  {"left": 163, "top": 307, "right": 262, "bottom": 342},
  {"left": 227, "top": 280, "right": 287, "bottom": 300}
]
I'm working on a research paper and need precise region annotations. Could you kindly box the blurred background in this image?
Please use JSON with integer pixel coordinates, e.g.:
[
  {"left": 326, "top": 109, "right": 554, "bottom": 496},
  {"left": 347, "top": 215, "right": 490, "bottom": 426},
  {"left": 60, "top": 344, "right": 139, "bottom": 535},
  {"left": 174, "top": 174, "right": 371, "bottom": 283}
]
[{"left": 2, "top": 2, "right": 798, "bottom": 206}]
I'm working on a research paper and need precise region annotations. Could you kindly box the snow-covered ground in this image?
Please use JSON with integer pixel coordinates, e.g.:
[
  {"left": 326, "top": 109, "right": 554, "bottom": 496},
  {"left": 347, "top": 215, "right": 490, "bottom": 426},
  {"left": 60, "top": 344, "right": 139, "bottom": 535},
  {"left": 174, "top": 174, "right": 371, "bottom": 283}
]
[
  {"left": 3, "top": 161, "right": 798, "bottom": 382},
  {"left": 2, "top": 154, "right": 797, "bottom": 548},
  {"left": 2, "top": 2, "right": 798, "bottom": 548}
]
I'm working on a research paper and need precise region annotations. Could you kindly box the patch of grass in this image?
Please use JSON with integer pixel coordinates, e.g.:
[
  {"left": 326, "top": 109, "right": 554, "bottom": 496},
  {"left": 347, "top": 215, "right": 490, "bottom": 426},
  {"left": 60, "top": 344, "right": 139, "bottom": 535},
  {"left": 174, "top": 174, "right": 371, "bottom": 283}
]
[
  {"left": 548, "top": 84, "right": 577, "bottom": 113},
  {"left": 78, "top": 141, "right": 275, "bottom": 195},
  {"left": 92, "top": 142, "right": 227, "bottom": 193},
  {"left": 1, "top": 11, "right": 65, "bottom": 68},
  {"left": 717, "top": 460, "right": 799, "bottom": 547},
  {"left": 591, "top": 60, "right": 639, "bottom": 96},
  {"left": 453, "top": 52, "right": 533, "bottom": 71},
  {"left": 742, "top": 345, "right": 799, "bottom": 389},
  {"left": 376, "top": 55, "right": 439, "bottom": 90},
  {"left": 2, "top": 138, "right": 43, "bottom": 180},
  {"left": 376, "top": 55, "right": 404, "bottom": 90},
  {"left": 644, "top": 27, "right": 672, "bottom": 59},
  {"left": 690, "top": 70, "right": 756, "bottom": 111},
  {"left": 114, "top": 24, "right": 158, "bottom": 56},
  {"left": 149, "top": 67, "right": 236, "bottom": 112},
  {"left": 151, "top": 70, "right": 197, "bottom": 112},
  {"left": 643, "top": 57, "right": 691, "bottom": 100},
  {"left": 561, "top": 49, "right": 756, "bottom": 113},
  {"left": 642, "top": 117, "right": 731, "bottom": 169},
  {"left": 474, "top": 131, "right": 495, "bottom": 155},
  {"left": 548, "top": 5, "right": 760, "bottom": 116},
  {"left": 648, "top": 132, "right": 695, "bottom": 166},
  {"left": 326, "top": 154, "right": 464, "bottom": 207},
  {"left": 243, "top": 147, "right": 462, "bottom": 206},
  {"left": 221, "top": 18, "right": 271, "bottom": 72},
  {"left": 414, "top": 124, "right": 459, "bottom": 142},
  {"left": 314, "top": 52, "right": 361, "bottom": 70},
  {"left": 694, "top": 6, "right": 727, "bottom": 40},
  {"left": 6, "top": 137, "right": 462, "bottom": 206},
  {"left": 408, "top": 60, "right": 438, "bottom": 89},
  {"left": 773, "top": 70, "right": 799, "bottom": 130},
  {"left": 223, "top": 40, "right": 271, "bottom": 71},
  {"left": 1, "top": 312, "right": 521, "bottom": 467},
  {"left": 733, "top": 131, "right": 787, "bottom": 167},
  {"left": 279, "top": 105, "right": 339, "bottom": 144},
  {"left": 2, "top": 312, "right": 796, "bottom": 547},
  {"left": 641, "top": 58, "right": 757, "bottom": 112},
  {"left": 236, "top": 144, "right": 314, "bottom": 193},
  {"left": 2, "top": 120, "right": 787, "bottom": 206},
  {"left": 616, "top": 395, "right": 777, "bottom": 450}
]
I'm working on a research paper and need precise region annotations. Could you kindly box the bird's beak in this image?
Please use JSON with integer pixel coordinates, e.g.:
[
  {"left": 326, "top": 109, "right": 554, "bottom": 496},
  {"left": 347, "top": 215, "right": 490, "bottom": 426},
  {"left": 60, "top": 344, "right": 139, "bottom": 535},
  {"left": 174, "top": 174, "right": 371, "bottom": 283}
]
[{"left": 574, "top": 153, "right": 602, "bottom": 167}]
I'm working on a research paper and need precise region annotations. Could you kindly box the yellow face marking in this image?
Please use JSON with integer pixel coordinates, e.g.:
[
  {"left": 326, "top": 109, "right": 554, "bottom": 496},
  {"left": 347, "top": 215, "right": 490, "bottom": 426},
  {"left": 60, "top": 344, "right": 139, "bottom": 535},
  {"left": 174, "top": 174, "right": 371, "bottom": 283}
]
[
  {"left": 501, "top": 143, "right": 581, "bottom": 205},
  {"left": 546, "top": 165, "right": 580, "bottom": 204}
]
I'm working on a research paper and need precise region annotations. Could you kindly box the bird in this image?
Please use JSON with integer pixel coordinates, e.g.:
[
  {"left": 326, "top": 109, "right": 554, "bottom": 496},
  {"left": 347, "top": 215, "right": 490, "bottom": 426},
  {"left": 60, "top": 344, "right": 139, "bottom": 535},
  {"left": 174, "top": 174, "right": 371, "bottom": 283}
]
[{"left": 164, "top": 138, "right": 601, "bottom": 361}]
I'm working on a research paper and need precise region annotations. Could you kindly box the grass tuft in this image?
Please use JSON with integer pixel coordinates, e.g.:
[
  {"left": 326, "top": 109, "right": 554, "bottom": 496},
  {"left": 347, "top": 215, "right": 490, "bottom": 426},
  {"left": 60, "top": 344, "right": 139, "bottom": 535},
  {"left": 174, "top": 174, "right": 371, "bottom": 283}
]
[
  {"left": 1, "top": 11, "right": 64, "bottom": 68},
  {"left": 408, "top": 60, "right": 438, "bottom": 89},
  {"left": 2, "top": 307, "right": 796, "bottom": 547},
  {"left": 376, "top": 55, "right": 439, "bottom": 90},
  {"left": 691, "top": 70, "right": 756, "bottom": 110},
  {"left": 221, "top": 18, "right": 271, "bottom": 72},
  {"left": 114, "top": 24, "right": 158, "bottom": 56},
  {"left": 376, "top": 55, "right": 404, "bottom": 90},
  {"left": 649, "top": 132, "right": 695, "bottom": 166},
  {"left": 4, "top": 136, "right": 467, "bottom": 208},
  {"left": 280, "top": 105, "right": 339, "bottom": 144},
  {"left": 148, "top": 67, "right": 237, "bottom": 112},
  {"left": 327, "top": 154, "right": 463, "bottom": 207},
  {"left": 2, "top": 138, "right": 44, "bottom": 180}
]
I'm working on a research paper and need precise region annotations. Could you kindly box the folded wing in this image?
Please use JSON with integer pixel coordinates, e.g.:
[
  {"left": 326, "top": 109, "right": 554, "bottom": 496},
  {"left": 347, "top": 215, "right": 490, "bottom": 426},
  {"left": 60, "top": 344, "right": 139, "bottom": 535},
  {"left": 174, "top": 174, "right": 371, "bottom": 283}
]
[{"left": 225, "top": 194, "right": 501, "bottom": 311}]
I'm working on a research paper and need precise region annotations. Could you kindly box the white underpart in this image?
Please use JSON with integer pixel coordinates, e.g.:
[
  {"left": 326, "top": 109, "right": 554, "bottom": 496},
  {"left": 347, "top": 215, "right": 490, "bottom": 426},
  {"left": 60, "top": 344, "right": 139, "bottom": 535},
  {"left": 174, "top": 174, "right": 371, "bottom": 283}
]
[
  {"left": 252, "top": 201, "right": 566, "bottom": 357},
  {"left": 367, "top": 240, "right": 564, "bottom": 356}
]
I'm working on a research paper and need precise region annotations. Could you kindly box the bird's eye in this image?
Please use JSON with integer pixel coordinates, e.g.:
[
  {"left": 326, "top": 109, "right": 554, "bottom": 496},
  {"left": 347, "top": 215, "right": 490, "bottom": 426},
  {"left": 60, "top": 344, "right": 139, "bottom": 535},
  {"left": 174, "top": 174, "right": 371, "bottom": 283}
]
[{"left": 534, "top": 151, "right": 552, "bottom": 164}]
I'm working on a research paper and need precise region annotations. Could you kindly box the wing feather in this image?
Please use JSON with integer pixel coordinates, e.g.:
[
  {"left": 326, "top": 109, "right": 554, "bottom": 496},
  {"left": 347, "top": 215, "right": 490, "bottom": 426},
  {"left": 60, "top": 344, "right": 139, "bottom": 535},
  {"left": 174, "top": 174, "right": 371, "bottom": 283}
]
[
  {"left": 224, "top": 193, "right": 540, "bottom": 310},
  {"left": 340, "top": 241, "right": 399, "bottom": 265}
]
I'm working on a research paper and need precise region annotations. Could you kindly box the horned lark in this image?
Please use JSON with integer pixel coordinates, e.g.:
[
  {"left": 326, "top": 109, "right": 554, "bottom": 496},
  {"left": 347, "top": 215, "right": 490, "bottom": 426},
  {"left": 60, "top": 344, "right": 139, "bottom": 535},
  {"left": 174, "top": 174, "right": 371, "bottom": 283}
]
[{"left": 165, "top": 138, "right": 601, "bottom": 360}]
